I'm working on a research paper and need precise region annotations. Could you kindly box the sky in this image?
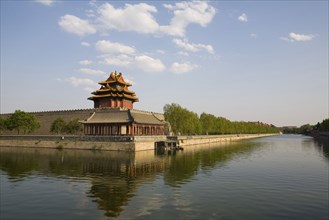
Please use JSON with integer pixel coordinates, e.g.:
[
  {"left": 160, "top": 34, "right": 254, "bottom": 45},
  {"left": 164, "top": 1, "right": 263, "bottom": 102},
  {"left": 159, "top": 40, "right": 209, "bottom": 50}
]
[{"left": 0, "top": 0, "right": 328, "bottom": 127}]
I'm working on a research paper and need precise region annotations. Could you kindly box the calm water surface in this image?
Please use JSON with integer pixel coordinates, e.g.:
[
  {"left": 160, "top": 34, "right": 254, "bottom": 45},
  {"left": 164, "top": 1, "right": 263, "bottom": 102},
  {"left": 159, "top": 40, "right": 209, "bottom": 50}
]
[{"left": 0, "top": 135, "right": 328, "bottom": 220}]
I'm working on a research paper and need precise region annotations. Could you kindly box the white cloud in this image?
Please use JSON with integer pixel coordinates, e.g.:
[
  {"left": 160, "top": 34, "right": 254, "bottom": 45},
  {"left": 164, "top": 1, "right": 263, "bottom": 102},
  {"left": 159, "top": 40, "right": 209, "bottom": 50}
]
[
  {"left": 101, "top": 54, "right": 133, "bottom": 67},
  {"left": 178, "top": 51, "right": 189, "bottom": 56},
  {"left": 95, "top": 40, "right": 135, "bottom": 54},
  {"left": 81, "top": 42, "right": 91, "bottom": 47},
  {"left": 58, "top": 2, "right": 216, "bottom": 37},
  {"left": 289, "top": 32, "right": 314, "bottom": 41},
  {"left": 173, "top": 38, "right": 214, "bottom": 54},
  {"left": 250, "top": 33, "right": 258, "bottom": 38},
  {"left": 79, "top": 68, "right": 106, "bottom": 76},
  {"left": 280, "top": 37, "right": 293, "bottom": 42},
  {"left": 134, "top": 55, "right": 165, "bottom": 72},
  {"left": 79, "top": 60, "right": 93, "bottom": 65},
  {"left": 238, "top": 13, "right": 248, "bottom": 22},
  {"left": 58, "top": 15, "right": 96, "bottom": 36},
  {"left": 281, "top": 32, "right": 315, "bottom": 42},
  {"left": 97, "top": 3, "right": 159, "bottom": 34},
  {"left": 156, "top": 49, "right": 166, "bottom": 54},
  {"left": 85, "top": 9, "right": 95, "bottom": 18},
  {"left": 35, "top": 0, "right": 55, "bottom": 6},
  {"left": 84, "top": 87, "right": 95, "bottom": 93},
  {"left": 65, "top": 77, "right": 95, "bottom": 87},
  {"left": 170, "top": 62, "right": 197, "bottom": 74},
  {"left": 124, "top": 74, "right": 136, "bottom": 85},
  {"left": 160, "top": 1, "right": 216, "bottom": 37},
  {"left": 100, "top": 54, "right": 165, "bottom": 72}
]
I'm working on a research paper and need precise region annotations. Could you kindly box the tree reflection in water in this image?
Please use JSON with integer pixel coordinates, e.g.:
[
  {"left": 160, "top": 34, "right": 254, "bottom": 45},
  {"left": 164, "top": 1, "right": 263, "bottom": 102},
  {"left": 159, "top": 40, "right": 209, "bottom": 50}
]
[
  {"left": 309, "top": 136, "right": 329, "bottom": 161},
  {"left": 0, "top": 141, "right": 267, "bottom": 217},
  {"left": 163, "top": 142, "right": 261, "bottom": 187}
]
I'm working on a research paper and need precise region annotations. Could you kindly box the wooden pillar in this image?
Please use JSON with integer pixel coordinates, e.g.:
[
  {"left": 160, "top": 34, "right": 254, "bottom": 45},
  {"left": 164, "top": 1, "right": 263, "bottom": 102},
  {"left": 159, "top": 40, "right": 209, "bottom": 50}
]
[{"left": 113, "top": 125, "right": 116, "bottom": 135}]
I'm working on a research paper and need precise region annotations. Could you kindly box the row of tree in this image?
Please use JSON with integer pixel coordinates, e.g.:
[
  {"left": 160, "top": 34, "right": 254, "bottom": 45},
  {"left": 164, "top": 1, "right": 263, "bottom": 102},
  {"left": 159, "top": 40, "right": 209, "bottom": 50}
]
[
  {"left": 283, "top": 118, "right": 329, "bottom": 134},
  {"left": 163, "top": 103, "right": 280, "bottom": 135},
  {"left": 0, "top": 110, "right": 82, "bottom": 135}
]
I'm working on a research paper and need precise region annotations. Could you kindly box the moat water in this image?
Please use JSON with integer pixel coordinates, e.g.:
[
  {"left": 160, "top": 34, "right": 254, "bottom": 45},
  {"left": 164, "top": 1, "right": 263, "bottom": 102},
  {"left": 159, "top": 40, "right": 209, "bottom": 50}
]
[{"left": 0, "top": 135, "right": 328, "bottom": 220}]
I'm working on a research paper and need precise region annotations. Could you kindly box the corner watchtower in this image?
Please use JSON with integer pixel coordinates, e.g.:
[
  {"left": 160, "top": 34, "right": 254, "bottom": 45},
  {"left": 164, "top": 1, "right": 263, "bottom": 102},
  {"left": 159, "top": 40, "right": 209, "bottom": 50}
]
[{"left": 88, "top": 71, "right": 139, "bottom": 109}]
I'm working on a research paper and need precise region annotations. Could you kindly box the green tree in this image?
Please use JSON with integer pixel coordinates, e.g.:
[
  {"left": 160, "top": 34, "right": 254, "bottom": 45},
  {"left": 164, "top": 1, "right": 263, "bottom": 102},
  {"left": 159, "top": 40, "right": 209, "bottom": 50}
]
[
  {"left": 164, "top": 103, "right": 201, "bottom": 135},
  {"left": 299, "top": 124, "right": 313, "bottom": 134},
  {"left": 164, "top": 103, "right": 280, "bottom": 135},
  {"left": 200, "top": 113, "right": 216, "bottom": 135},
  {"left": 0, "top": 117, "right": 7, "bottom": 132},
  {"left": 319, "top": 118, "right": 329, "bottom": 132},
  {"left": 50, "top": 118, "right": 66, "bottom": 134},
  {"left": 5, "top": 110, "right": 40, "bottom": 134},
  {"left": 64, "top": 119, "right": 82, "bottom": 134},
  {"left": 164, "top": 103, "right": 182, "bottom": 134}
]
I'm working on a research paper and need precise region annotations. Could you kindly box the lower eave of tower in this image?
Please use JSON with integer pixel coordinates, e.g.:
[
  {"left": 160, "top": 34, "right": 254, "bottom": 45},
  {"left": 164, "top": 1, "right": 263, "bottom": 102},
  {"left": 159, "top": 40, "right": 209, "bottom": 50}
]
[{"left": 88, "top": 94, "right": 139, "bottom": 102}]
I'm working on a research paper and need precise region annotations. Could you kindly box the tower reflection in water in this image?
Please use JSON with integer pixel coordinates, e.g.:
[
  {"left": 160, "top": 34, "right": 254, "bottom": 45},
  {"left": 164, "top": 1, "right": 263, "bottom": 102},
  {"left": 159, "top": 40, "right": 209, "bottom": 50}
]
[{"left": 0, "top": 142, "right": 261, "bottom": 217}]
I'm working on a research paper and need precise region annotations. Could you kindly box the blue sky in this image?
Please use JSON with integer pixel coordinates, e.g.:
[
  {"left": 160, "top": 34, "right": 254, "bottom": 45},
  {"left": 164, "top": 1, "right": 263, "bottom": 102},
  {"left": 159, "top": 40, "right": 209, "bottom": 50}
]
[{"left": 1, "top": 0, "right": 328, "bottom": 127}]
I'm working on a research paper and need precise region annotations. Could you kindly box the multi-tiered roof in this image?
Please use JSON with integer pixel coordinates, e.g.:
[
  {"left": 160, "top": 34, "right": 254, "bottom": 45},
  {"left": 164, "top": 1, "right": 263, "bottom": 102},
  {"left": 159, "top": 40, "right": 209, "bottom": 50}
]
[{"left": 88, "top": 71, "right": 139, "bottom": 109}]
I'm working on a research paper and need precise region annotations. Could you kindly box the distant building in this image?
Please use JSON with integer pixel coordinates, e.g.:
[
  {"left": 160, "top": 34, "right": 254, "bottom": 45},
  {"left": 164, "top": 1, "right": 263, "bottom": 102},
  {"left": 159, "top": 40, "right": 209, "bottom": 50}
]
[{"left": 81, "top": 71, "right": 165, "bottom": 136}]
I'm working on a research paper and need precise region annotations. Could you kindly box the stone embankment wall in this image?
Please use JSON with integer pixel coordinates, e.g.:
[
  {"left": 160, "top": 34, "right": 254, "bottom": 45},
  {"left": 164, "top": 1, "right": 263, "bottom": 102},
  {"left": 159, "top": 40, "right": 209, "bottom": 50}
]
[
  {"left": 172, "top": 134, "right": 277, "bottom": 147},
  {"left": 0, "top": 134, "right": 277, "bottom": 151},
  {"left": 0, "top": 135, "right": 135, "bottom": 151},
  {"left": 0, "top": 135, "right": 167, "bottom": 151}
]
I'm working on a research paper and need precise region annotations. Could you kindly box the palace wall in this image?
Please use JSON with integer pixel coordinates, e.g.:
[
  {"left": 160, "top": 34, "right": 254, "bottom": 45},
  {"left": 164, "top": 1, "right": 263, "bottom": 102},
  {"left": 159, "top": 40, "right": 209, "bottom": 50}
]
[
  {"left": 0, "top": 108, "right": 165, "bottom": 135},
  {"left": 0, "top": 109, "right": 95, "bottom": 135},
  {"left": 0, "top": 134, "right": 276, "bottom": 151}
]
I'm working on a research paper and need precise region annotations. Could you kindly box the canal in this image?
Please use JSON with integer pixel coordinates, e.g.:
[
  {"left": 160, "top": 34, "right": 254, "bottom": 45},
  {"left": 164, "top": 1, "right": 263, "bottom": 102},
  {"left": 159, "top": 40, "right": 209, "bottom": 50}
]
[{"left": 0, "top": 135, "right": 328, "bottom": 220}]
